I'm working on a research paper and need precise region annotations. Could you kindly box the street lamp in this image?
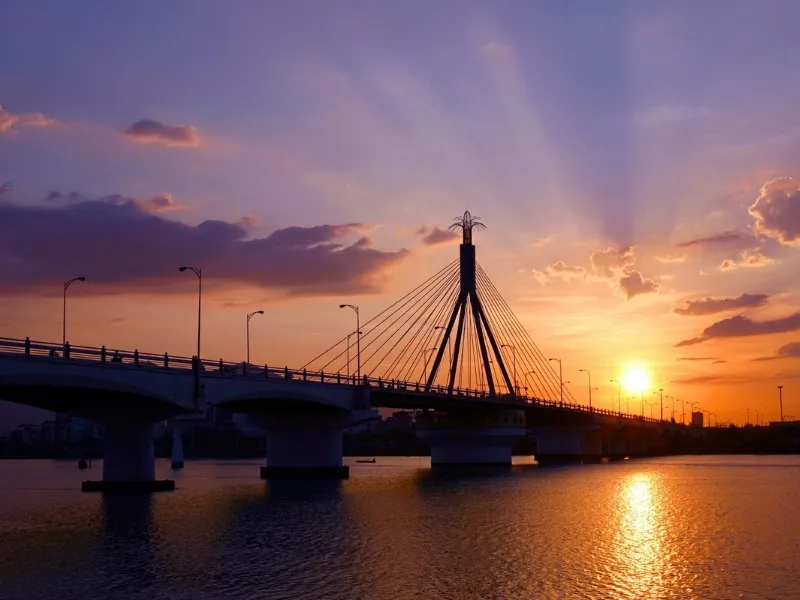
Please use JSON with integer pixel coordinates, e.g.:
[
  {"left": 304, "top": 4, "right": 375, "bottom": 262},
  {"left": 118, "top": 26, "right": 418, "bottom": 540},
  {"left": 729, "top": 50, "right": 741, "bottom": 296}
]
[
  {"left": 340, "top": 304, "right": 360, "bottom": 381},
  {"left": 778, "top": 385, "right": 784, "bottom": 422},
  {"left": 687, "top": 401, "right": 699, "bottom": 425},
  {"left": 666, "top": 395, "right": 676, "bottom": 421},
  {"left": 178, "top": 266, "right": 202, "bottom": 360},
  {"left": 549, "top": 357, "right": 563, "bottom": 403},
  {"left": 653, "top": 388, "right": 664, "bottom": 421},
  {"left": 754, "top": 409, "right": 760, "bottom": 427},
  {"left": 579, "top": 369, "right": 592, "bottom": 409},
  {"left": 627, "top": 396, "right": 634, "bottom": 414},
  {"left": 434, "top": 325, "right": 452, "bottom": 373},
  {"left": 610, "top": 379, "right": 621, "bottom": 413},
  {"left": 345, "top": 330, "right": 361, "bottom": 379},
  {"left": 62, "top": 276, "right": 86, "bottom": 348},
  {"left": 423, "top": 347, "right": 437, "bottom": 382},
  {"left": 501, "top": 344, "right": 517, "bottom": 395},
  {"left": 246, "top": 310, "right": 264, "bottom": 365}
]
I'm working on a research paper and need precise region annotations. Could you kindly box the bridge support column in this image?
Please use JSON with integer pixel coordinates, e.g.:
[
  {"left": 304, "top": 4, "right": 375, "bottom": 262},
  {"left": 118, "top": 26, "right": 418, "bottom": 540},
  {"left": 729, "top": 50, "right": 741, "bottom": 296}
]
[
  {"left": 82, "top": 420, "right": 174, "bottom": 492},
  {"left": 170, "top": 421, "right": 184, "bottom": 469},
  {"left": 251, "top": 412, "right": 350, "bottom": 479},
  {"left": 532, "top": 426, "right": 602, "bottom": 464},
  {"left": 415, "top": 409, "right": 526, "bottom": 467}
]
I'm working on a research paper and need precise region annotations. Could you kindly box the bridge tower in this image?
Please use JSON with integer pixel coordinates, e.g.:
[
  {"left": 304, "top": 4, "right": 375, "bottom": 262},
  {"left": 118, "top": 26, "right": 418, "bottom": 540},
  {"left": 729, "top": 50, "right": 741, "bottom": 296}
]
[{"left": 424, "top": 212, "right": 514, "bottom": 397}]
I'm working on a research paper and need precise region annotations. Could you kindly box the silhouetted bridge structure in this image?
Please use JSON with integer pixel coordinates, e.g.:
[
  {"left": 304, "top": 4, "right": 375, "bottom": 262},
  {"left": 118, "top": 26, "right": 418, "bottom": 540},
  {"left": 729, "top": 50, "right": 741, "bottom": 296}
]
[{"left": 0, "top": 212, "right": 686, "bottom": 491}]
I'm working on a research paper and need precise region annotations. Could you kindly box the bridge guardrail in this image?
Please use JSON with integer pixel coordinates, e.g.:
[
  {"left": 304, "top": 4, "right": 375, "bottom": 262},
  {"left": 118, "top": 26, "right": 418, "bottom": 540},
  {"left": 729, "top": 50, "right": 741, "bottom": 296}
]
[{"left": 0, "top": 337, "right": 661, "bottom": 424}]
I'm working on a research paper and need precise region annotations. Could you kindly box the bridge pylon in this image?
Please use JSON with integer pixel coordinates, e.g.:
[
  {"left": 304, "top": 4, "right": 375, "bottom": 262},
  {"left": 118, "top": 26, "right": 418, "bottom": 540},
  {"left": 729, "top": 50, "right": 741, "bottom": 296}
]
[{"left": 424, "top": 212, "right": 514, "bottom": 397}]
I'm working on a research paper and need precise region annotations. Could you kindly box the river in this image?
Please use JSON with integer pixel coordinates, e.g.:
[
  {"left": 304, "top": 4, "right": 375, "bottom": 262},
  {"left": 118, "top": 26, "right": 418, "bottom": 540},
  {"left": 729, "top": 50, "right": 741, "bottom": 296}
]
[{"left": 1, "top": 455, "right": 798, "bottom": 599}]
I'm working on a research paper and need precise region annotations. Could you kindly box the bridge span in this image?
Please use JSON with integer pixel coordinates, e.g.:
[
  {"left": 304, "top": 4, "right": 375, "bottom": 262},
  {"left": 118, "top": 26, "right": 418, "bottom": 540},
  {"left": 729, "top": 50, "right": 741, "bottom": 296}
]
[{"left": 0, "top": 336, "right": 684, "bottom": 491}]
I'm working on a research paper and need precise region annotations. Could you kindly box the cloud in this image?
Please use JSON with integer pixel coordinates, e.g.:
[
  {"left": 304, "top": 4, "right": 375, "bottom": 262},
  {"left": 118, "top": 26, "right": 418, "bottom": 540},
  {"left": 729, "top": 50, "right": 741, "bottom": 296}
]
[
  {"left": 674, "top": 293, "right": 769, "bottom": 316},
  {"left": 0, "top": 194, "right": 408, "bottom": 296},
  {"left": 417, "top": 226, "right": 459, "bottom": 246},
  {"left": 530, "top": 235, "right": 554, "bottom": 248},
  {"left": 671, "top": 374, "right": 751, "bottom": 385},
  {"left": 123, "top": 119, "right": 201, "bottom": 147},
  {"left": 481, "top": 42, "right": 512, "bottom": 57},
  {"left": 531, "top": 261, "right": 590, "bottom": 284},
  {"left": 753, "top": 342, "right": 800, "bottom": 362},
  {"left": 589, "top": 247, "right": 635, "bottom": 278},
  {"left": 719, "top": 250, "right": 774, "bottom": 271},
  {"left": 748, "top": 177, "right": 800, "bottom": 246},
  {"left": 0, "top": 105, "right": 57, "bottom": 133},
  {"left": 676, "top": 231, "right": 748, "bottom": 249},
  {"left": 675, "top": 312, "right": 800, "bottom": 347},
  {"left": 618, "top": 269, "right": 659, "bottom": 300},
  {"left": 655, "top": 254, "right": 687, "bottom": 264},
  {"left": 712, "top": 360, "right": 728, "bottom": 364},
  {"left": 676, "top": 357, "right": 719, "bottom": 362}
]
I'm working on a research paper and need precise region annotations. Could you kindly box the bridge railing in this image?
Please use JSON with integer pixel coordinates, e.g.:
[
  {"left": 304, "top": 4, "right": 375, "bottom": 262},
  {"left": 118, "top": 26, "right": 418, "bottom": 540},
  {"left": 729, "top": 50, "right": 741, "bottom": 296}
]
[{"left": 0, "top": 337, "right": 661, "bottom": 423}]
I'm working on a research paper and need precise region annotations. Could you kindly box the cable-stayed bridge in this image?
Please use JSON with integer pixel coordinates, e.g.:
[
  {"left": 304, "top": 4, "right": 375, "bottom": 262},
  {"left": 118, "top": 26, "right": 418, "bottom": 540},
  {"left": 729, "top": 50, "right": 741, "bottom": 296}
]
[{"left": 0, "top": 212, "right": 680, "bottom": 491}]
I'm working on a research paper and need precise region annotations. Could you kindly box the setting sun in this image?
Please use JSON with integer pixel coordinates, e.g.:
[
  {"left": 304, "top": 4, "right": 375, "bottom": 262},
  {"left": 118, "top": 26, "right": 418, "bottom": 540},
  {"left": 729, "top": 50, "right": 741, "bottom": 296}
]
[{"left": 622, "top": 368, "right": 650, "bottom": 394}]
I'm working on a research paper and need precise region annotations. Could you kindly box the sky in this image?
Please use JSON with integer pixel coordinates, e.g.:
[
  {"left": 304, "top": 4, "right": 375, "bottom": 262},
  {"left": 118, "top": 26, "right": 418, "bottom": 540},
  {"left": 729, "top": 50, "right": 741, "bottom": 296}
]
[{"left": 2, "top": 0, "right": 800, "bottom": 430}]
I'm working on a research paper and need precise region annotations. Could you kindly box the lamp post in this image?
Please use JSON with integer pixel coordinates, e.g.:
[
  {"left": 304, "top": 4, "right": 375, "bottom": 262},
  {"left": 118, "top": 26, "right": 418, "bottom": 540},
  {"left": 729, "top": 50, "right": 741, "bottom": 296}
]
[
  {"left": 549, "top": 357, "right": 563, "bottom": 403},
  {"left": 778, "top": 385, "right": 784, "bottom": 422},
  {"left": 626, "top": 396, "right": 634, "bottom": 414},
  {"left": 755, "top": 409, "right": 760, "bottom": 427},
  {"left": 502, "top": 344, "right": 517, "bottom": 395},
  {"left": 654, "top": 388, "right": 664, "bottom": 421},
  {"left": 648, "top": 402, "right": 657, "bottom": 419},
  {"left": 345, "top": 331, "right": 361, "bottom": 379},
  {"left": 178, "top": 266, "right": 202, "bottom": 360},
  {"left": 423, "top": 347, "right": 437, "bottom": 382},
  {"left": 340, "top": 304, "right": 360, "bottom": 381},
  {"left": 579, "top": 369, "right": 592, "bottom": 409},
  {"left": 610, "top": 379, "right": 621, "bottom": 413},
  {"left": 666, "top": 395, "right": 675, "bottom": 421},
  {"left": 246, "top": 310, "right": 264, "bottom": 365},
  {"left": 687, "top": 401, "right": 699, "bottom": 425},
  {"left": 62, "top": 276, "right": 86, "bottom": 348}
]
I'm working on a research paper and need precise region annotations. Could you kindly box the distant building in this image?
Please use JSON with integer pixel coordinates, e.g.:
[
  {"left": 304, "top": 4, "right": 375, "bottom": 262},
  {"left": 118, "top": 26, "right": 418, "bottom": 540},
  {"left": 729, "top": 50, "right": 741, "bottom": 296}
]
[{"left": 691, "top": 411, "right": 704, "bottom": 428}]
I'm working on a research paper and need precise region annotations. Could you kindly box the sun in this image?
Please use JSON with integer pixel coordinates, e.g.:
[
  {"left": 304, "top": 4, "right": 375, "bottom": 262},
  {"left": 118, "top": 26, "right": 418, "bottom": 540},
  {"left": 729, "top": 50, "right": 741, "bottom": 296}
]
[{"left": 622, "top": 367, "right": 650, "bottom": 394}]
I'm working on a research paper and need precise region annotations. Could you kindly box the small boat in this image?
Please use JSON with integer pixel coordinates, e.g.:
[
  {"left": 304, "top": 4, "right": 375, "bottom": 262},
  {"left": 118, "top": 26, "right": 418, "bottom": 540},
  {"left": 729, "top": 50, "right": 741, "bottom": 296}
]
[{"left": 356, "top": 458, "right": 377, "bottom": 464}]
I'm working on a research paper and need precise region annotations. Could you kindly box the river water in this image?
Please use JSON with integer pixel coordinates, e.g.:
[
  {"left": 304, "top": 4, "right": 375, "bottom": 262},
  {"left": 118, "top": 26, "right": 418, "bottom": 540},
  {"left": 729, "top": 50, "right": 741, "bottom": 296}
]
[{"left": 0, "top": 455, "right": 798, "bottom": 599}]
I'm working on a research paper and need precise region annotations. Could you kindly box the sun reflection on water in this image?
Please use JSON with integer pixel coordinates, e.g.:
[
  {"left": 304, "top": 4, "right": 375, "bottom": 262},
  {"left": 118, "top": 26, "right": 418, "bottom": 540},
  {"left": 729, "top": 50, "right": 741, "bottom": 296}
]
[{"left": 610, "top": 472, "right": 670, "bottom": 599}]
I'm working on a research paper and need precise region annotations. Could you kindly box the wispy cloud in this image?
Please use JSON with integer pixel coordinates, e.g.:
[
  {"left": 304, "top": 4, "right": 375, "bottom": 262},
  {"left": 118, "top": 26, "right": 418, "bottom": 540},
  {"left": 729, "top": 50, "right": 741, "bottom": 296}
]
[
  {"left": 753, "top": 342, "right": 800, "bottom": 362},
  {"left": 417, "top": 226, "right": 458, "bottom": 246},
  {"left": 674, "top": 293, "right": 769, "bottom": 316},
  {"left": 655, "top": 254, "right": 687, "bottom": 264},
  {"left": 123, "top": 119, "right": 201, "bottom": 147},
  {"left": 676, "top": 231, "right": 749, "bottom": 249},
  {"left": 676, "top": 312, "right": 800, "bottom": 347},
  {"left": 719, "top": 250, "right": 774, "bottom": 271},
  {"left": 0, "top": 105, "right": 57, "bottom": 133}
]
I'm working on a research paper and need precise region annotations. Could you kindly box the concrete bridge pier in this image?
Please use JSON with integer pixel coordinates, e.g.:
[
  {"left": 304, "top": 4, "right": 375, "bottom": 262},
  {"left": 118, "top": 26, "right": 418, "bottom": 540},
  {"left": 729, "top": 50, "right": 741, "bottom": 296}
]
[
  {"left": 532, "top": 425, "right": 603, "bottom": 464},
  {"left": 170, "top": 421, "right": 185, "bottom": 470},
  {"left": 415, "top": 409, "right": 527, "bottom": 467},
  {"left": 82, "top": 420, "right": 174, "bottom": 492},
  {"left": 249, "top": 411, "right": 350, "bottom": 479}
]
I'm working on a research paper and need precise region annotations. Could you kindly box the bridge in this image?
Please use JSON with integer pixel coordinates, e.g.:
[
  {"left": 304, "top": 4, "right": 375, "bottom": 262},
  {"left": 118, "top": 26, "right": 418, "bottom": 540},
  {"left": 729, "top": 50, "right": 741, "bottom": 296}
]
[{"left": 0, "top": 212, "right": 684, "bottom": 491}]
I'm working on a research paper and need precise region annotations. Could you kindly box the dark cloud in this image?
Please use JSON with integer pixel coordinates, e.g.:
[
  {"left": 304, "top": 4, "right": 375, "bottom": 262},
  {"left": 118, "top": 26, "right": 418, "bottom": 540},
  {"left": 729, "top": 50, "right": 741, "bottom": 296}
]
[
  {"left": 676, "top": 231, "right": 747, "bottom": 248},
  {"left": 753, "top": 342, "right": 800, "bottom": 362},
  {"left": 749, "top": 177, "right": 800, "bottom": 246},
  {"left": 618, "top": 269, "right": 658, "bottom": 300},
  {"left": 123, "top": 119, "right": 201, "bottom": 147},
  {"left": 676, "top": 357, "right": 718, "bottom": 362},
  {"left": 418, "top": 226, "right": 459, "bottom": 246},
  {"left": 676, "top": 312, "right": 800, "bottom": 347},
  {"left": 0, "top": 195, "right": 408, "bottom": 296},
  {"left": 674, "top": 293, "right": 769, "bottom": 316}
]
